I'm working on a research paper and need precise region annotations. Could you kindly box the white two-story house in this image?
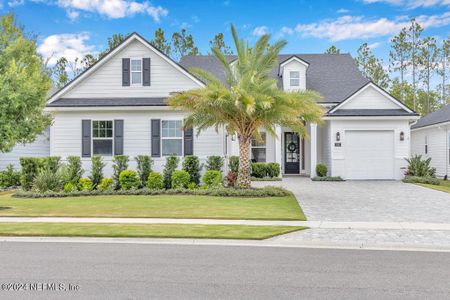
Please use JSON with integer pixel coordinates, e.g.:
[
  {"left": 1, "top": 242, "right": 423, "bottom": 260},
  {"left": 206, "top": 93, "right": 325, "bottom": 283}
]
[{"left": 1, "top": 33, "right": 419, "bottom": 180}]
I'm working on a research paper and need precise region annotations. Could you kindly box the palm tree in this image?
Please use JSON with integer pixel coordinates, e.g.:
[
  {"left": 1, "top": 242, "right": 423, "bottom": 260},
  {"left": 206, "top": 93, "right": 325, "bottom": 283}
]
[{"left": 168, "top": 25, "right": 323, "bottom": 188}]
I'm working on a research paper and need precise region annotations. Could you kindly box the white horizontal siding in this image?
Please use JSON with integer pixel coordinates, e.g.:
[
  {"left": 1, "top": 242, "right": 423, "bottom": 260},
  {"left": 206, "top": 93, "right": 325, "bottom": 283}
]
[
  {"left": 62, "top": 40, "right": 201, "bottom": 99},
  {"left": 340, "top": 85, "right": 400, "bottom": 110},
  {"left": 51, "top": 111, "right": 225, "bottom": 177},
  {"left": 411, "top": 127, "right": 448, "bottom": 177},
  {"left": 282, "top": 60, "right": 307, "bottom": 91},
  {"left": 0, "top": 130, "right": 50, "bottom": 170}
]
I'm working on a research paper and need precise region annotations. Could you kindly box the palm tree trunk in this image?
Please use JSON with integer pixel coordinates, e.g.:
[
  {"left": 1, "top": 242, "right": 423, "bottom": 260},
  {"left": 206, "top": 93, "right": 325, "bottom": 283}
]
[{"left": 237, "top": 135, "right": 251, "bottom": 188}]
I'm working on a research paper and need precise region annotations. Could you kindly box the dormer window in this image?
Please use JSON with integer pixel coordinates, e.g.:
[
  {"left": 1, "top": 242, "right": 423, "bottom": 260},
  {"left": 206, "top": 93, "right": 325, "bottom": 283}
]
[
  {"left": 131, "top": 58, "right": 142, "bottom": 85},
  {"left": 290, "top": 71, "right": 300, "bottom": 87}
]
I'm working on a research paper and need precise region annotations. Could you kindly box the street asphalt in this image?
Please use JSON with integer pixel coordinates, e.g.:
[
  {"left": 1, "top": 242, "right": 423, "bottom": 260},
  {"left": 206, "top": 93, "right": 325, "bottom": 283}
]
[{"left": 0, "top": 242, "right": 449, "bottom": 299}]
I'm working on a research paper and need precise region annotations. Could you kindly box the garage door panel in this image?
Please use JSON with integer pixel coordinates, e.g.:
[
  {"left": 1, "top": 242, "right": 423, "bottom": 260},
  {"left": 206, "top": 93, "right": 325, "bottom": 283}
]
[{"left": 345, "top": 130, "right": 394, "bottom": 180}]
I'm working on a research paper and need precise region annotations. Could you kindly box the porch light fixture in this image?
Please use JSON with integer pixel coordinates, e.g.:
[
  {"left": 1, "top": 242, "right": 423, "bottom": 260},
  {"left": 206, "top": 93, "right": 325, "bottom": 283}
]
[
  {"left": 336, "top": 132, "right": 341, "bottom": 142},
  {"left": 400, "top": 131, "right": 405, "bottom": 141}
]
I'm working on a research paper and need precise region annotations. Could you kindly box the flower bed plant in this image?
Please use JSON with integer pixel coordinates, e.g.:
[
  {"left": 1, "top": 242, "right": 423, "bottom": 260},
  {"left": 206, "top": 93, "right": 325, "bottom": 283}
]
[{"left": 311, "top": 176, "right": 344, "bottom": 181}]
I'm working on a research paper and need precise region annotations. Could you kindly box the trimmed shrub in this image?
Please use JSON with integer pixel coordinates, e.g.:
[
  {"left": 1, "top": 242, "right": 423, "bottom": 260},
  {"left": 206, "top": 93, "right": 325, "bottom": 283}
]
[
  {"left": 226, "top": 171, "right": 238, "bottom": 187},
  {"left": 267, "top": 163, "right": 280, "bottom": 178},
  {"left": 163, "top": 156, "right": 179, "bottom": 189},
  {"left": 146, "top": 172, "right": 164, "bottom": 190},
  {"left": 89, "top": 155, "right": 105, "bottom": 187},
  {"left": 405, "top": 155, "right": 436, "bottom": 178},
  {"left": 205, "top": 156, "right": 224, "bottom": 171},
  {"left": 0, "top": 164, "right": 21, "bottom": 188},
  {"left": 251, "top": 177, "right": 282, "bottom": 181},
  {"left": 251, "top": 162, "right": 267, "bottom": 178},
  {"left": 203, "top": 170, "right": 223, "bottom": 188},
  {"left": 64, "top": 182, "right": 77, "bottom": 193},
  {"left": 43, "top": 156, "right": 61, "bottom": 172},
  {"left": 78, "top": 178, "right": 94, "bottom": 191},
  {"left": 228, "top": 156, "right": 239, "bottom": 173},
  {"left": 171, "top": 170, "right": 191, "bottom": 189},
  {"left": 66, "top": 156, "right": 83, "bottom": 185},
  {"left": 403, "top": 176, "right": 440, "bottom": 185},
  {"left": 187, "top": 182, "right": 197, "bottom": 190},
  {"left": 14, "top": 186, "right": 291, "bottom": 199},
  {"left": 98, "top": 177, "right": 114, "bottom": 192},
  {"left": 136, "top": 155, "right": 153, "bottom": 188},
  {"left": 119, "top": 170, "right": 140, "bottom": 190},
  {"left": 182, "top": 155, "right": 201, "bottom": 185},
  {"left": 311, "top": 176, "right": 344, "bottom": 182},
  {"left": 19, "top": 157, "right": 44, "bottom": 191},
  {"left": 112, "top": 155, "right": 129, "bottom": 189},
  {"left": 32, "top": 168, "right": 65, "bottom": 193},
  {"left": 316, "top": 164, "right": 328, "bottom": 177}
]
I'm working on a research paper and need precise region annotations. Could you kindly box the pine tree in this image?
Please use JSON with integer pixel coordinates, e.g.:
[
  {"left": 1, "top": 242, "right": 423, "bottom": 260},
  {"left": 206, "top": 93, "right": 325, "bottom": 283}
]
[
  {"left": 150, "top": 28, "right": 171, "bottom": 56},
  {"left": 325, "top": 45, "right": 340, "bottom": 54},
  {"left": 418, "top": 37, "right": 438, "bottom": 114},
  {"left": 389, "top": 28, "right": 409, "bottom": 102},
  {"left": 171, "top": 29, "right": 199, "bottom": 61},
  {"left": 209, "top": 33, "right": 232, "bottom": 55},
  {"left": 406, "top": 18, "right": 423, "bottom": 110},
  {"left": 355, "top": 43, "right": 390, "bottom": 89}
]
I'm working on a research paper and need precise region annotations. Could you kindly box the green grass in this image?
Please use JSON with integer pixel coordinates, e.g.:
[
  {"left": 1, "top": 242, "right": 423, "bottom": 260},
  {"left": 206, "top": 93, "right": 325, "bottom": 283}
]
[
  {"left": 0, "top": 192, "right": 305, "bottom": 220},
  {"left": 0, "top": 222, "right": 306, "bottom": 240},
  {"left": 417, "top": 179, "right": 450, "bottom": 194}
]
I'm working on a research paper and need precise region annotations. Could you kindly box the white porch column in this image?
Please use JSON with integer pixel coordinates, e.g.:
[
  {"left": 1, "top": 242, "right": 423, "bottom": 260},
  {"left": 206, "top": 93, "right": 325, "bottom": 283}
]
[
  {"left": 274, "top": 125, "right": 282, "bottom": 176},
  {"left": 310, "top": 123, "right": 317, "bottom": 178}
]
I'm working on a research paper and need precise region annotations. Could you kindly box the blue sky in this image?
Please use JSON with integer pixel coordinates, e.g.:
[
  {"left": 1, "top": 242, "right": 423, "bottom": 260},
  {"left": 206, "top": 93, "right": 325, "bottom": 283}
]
[{"left": 1, "top": 0, "right": 449, "bottom": 68}]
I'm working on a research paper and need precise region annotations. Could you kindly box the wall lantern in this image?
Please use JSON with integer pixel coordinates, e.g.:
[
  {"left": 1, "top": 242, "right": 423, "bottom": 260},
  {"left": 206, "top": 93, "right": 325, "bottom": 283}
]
[
  {"left": 400, "top": 131, "right": 405, "bottom": 141},
  {"left": 336, "top": 132, "right": 341, "bottom": 142}
]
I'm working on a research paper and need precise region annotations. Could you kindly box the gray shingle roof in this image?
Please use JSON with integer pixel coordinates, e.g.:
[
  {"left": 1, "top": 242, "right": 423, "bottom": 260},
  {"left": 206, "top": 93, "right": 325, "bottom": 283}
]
[
  {"left": 328, "top": 109, "right": 418, "bottom": 117},
  {"left": 179, "top": 54, "right": 370, "bottom": 103},
  {"left": 411, "top": 104, "right": 450, "bottom": 129},
  {"left": 47, "top": 97, "right": 167, "bottom": 107}
]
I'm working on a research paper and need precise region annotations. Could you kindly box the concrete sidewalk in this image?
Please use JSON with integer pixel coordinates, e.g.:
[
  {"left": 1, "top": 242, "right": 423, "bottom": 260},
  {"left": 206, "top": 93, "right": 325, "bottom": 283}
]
[{"left": 1, "top": 216, "right": 450, "bottom": 231}]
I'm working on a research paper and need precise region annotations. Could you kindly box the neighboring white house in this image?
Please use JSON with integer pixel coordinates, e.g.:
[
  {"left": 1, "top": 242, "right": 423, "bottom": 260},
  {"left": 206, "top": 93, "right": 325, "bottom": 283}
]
[
  {"left": 411, "top": 104, "right": 450, "bottom": 178},
  {"left": 0, "top": 32, "right": 420, "bottom": 180}
]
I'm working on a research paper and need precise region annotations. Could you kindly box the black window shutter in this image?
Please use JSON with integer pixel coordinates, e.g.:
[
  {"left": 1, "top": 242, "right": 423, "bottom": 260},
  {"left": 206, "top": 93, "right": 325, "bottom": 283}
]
[
  {"left": 143, "top": 58, "right": 151, "bottom": 86},
  {"left": 81, "top": 120, "right": 91, "bottom": 157},
  {"left": 122, "top": 58, "right": 130, "bottom": 86},
  {"left": 151, "top": 119, "right": 161, "bottom": 157},
  {"left": 184, "top": 127, "right": 194, "bottom": 156},
  {"left": 114, "top": 120, "right": 124, "bottom": 155}
]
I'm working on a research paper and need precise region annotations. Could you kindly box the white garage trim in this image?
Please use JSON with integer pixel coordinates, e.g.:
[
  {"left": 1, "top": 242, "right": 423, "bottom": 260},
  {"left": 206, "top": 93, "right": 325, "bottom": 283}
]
[{"left": 344, "top": 130, "right": 395, "bottom": 180}]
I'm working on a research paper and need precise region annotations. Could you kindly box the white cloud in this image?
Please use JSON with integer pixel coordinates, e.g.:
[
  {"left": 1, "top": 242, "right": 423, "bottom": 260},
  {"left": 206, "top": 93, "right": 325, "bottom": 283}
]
[
  {"left": 362, "top": 0, "right": 450, "bottom": 9},
  {"left": 368, "top": 42, "right": 382, "bottom": 48},
  {"left": 252, "top": 26, "right": 269, "bottom": 36},
  {"left": 280, "top": 26, "right": 294, "bottom": 35},
  {"left": 0, "top": 1, "right": 3, "bottom": 9},
  {"left": 294, "top": 12, "right": 450, "bottom": 41},
  {"left": 67, "top": 10, "right": 80, "bottom": 21},
  {"left": 37, "top": 32, "right": 96, "bottom": 66},
  {"left": 337, "top": 8, "right": 350, "bottom": 13},
  {"left": 56, "top": 0, "right": 168, "bottom": 21},
  {"left": 8, "top": 0, "right": 24, "bottom": 7}
]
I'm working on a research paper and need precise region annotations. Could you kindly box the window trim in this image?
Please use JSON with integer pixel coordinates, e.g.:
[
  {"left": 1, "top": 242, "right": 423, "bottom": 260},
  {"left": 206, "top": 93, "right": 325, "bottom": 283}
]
[
  {"left": 130, "top": 58, "right": 142, "bottom": 86},
  {"left": 161, "top": 119, "right": 184, "bottom": 157},
  {"left": 289, "top": 71, "right": 300, "bottom": 87},
  {"left": 251, "top": 132, "right": 267, "bottom": 163},
  {"left": 92, "top": 120, "right": 114, "bottom": 156}
]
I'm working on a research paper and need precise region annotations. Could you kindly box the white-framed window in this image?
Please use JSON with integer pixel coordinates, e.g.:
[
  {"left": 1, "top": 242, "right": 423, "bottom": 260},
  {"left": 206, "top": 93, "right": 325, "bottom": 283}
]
[
  {"left": 162, "top": 120, "right": 183, "bottom": 156},
  {"left": 130, "top": 58, "right": 142, "bottom": 85},
  {"left": 290, "top": 71, "right": 300, "bottom": 87},
  {"left": 92, "top": 120, "right": 113, "bottom": 156},
  {"left": 425, "top": 136, "right": 428, "bottom": 154},
  {"left": 251, "top": 132, "right": 266, "bottom": 162}
]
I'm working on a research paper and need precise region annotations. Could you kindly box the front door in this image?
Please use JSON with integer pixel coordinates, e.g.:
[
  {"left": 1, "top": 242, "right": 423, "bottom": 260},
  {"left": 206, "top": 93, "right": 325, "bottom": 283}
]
[{"left": 284, "top": 132, "right": 300, "bottom": 174}]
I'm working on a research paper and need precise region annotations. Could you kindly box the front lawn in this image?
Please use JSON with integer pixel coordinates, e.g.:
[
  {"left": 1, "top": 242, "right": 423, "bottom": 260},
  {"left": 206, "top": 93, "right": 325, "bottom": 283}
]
[
  {"left": 417, "top": 179, "right": 450, "bottom": 194},
  {"left": 0, "top": 192, "right": 306, "bottom": 220},
  {"left": 0, "top": 223, "right": 306, "bottom": 240}
]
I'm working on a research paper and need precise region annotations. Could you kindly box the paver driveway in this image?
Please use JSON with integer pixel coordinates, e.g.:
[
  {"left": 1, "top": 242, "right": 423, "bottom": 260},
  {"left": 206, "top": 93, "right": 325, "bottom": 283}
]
[{"left": 254, "top": 177, "right": 450, "bottom": 223}]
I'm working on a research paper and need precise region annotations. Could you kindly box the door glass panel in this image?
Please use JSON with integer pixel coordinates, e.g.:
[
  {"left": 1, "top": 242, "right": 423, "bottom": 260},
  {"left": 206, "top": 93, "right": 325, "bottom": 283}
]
[{"left": 285, "top": 133, "right": 299, "bottom": 162}]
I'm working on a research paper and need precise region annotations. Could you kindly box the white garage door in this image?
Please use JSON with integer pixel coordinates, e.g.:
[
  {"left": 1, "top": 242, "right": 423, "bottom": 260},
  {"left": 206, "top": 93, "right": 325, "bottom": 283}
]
[{"left": 344, "top": 130, "right": 395, "bottom": 180}]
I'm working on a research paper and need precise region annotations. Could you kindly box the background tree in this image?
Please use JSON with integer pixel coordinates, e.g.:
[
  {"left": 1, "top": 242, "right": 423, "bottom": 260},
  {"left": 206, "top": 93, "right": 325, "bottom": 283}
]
[
  {"left": 98, "top": 33, "right": 128, "bottom": 59},
  {"left": 171, "top": 28, "right": 199, "bottom": 61},
  {"left": 325, "top": 45, "right": 340, "bottom": 54},
  {"left": 355, "top": 43, "right": 390, "bottom": 89},
  {"left": 53, "top": 57, "right": 69, "bottom": 88},
  {"left": 209, "top": 33, "right": 232, "bottom": 55},
  {"left": 389, "top": 28, "right": 409, "bottom": 102},
  {"left": 437, "top": 38, "right": 450, "bottom": 106},
  {"left": 169, "top": 25, "right": 323, "bottom": 188},
  {"left": 150, "top": 28, "right": 171, "bottom": 56},
  {"left": 406, "top": 18, "right": 423, "bottom": 110},
  {"left": 0, "top": 13, "right": 52, "bottom": 152},
  {"left": 418, "top": 37, "right": 439, "bottom": 114}
]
